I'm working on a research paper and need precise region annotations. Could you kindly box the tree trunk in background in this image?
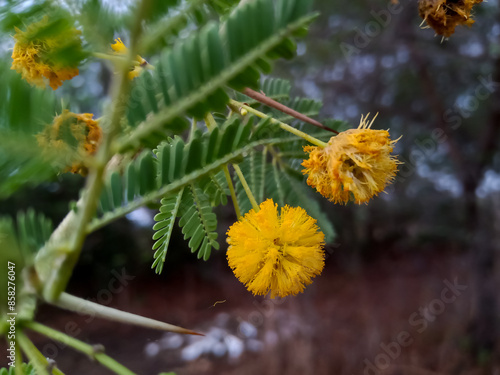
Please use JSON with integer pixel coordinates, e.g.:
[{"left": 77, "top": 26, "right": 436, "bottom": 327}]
[
  {"left": 466, "top": 52, "right": 500, "bottom": 364},
  {"left": 465, "top": 177, "right": 497, "bottom": 363}
]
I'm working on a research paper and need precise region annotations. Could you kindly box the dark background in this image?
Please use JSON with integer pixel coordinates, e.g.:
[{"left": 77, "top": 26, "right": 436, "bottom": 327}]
[{"left": 1, "top": 0, "right": 500, "bottom": 374}]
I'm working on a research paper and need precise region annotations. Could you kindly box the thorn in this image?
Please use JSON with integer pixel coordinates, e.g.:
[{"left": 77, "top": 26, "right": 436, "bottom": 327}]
[
  {"left": 185, "top": 329, "right": 205, "bottom": 336},
  {"left": 46, "top": 359, "right": 57, "bottom": 372},
  {"left": 92, "top": 344, "right": 105, "bottom": 354},
  {"left": 89, "top": 344, "right": 106, "bottom": 361},
  {"left": 241, "top": 87, "right": 339, "bottom": 134}
]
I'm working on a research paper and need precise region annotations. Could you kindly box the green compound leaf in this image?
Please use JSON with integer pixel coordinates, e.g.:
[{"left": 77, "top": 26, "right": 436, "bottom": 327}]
[
  {"left": 152, "top": 189, "right": 184, "bottom": 274},
  {"left": 119, "top": 0, "right": 317, "bottom": 151},
  {"left": 0, "top": 210, "right": 53, "bottom": 271},
  {"left": 0, "top": 215, "right": 40, "bottom": 321},
  {"left": 0, "top": 59, "right": 60, "bottom": 198},
  {"left": 92, "top": 117, "right": 254, "bottom": 229},
  {"left": 140, "top": 0, "right": 241, "bottom": 54},
  {"left": 16, "top": 208, "right": 54, "bottom": 256},
  {"left": 0, "top": 363, "right": 36, "bottom": 375},
  {"left": 201, "top": 169, "right": 230, "bottom": 207},
  {"left": 98, "top": 151, "right": 158, "bottom": 215},
  {"left": 178, "top": 185, "right": 219, "bottom": 260}
]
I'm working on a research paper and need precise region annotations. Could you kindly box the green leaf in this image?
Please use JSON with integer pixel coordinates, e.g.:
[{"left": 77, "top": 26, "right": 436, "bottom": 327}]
[
  {"left": 139, "top": 151, "right": 158, "bottom": 195},
  {"left": 0, "top": 218, "right": 23, "bottom": 317},
  {"left": 202, "top": 170, "right": 230, "bottom": 206},
  {"left": 89, "top": 123, "right": 306, "bottom": 232},
  {"left": 78, "top": 0, "right": 131, "bottom": 51},
  {"left": 139, "top": 0, "right": 240, "bottom": 54},
  {"left": 16, "top": 208, "right": 53, "bottom": 256},
  {"left": 152, "top": 189, "right": 184, "bottom": 274},
  {"left": 0, "top": 363, "right": 36, "bottom": 375},
  {"left": 178, "top": 185, "right": 219, "bottom": 260},
  {"left": 0, "top": 59, "right": 62, "bottom": 198},
  {"left": 118, "top": 0, "right": 317, "bottom": 151}
]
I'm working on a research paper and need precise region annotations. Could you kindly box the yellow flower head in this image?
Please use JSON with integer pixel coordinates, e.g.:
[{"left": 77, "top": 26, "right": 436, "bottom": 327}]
[
  {"left": 36, "top": 110, "right": 102, "bottom": 175},
  {"left": 226, "top": 199, "right": 325, "bottom": 298},
  {"left": 302, "top": 114, "right": 400, "bottom": 205},
  {"left": 111, "top": 38, "right": 148, "bottom": 80},
  {"left": 418, "top": 0, "right": 483, "bottom": 37},
  {"left": 11, "top": 17, "right": 81, "bottom": 90}
]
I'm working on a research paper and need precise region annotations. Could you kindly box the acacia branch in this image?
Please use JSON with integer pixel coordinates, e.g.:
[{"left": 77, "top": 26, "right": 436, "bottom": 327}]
[{"left": 242, "top": 87, "right": 339, "bottom": 134}]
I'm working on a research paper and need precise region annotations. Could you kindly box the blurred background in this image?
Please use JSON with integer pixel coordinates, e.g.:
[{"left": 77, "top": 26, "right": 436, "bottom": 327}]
[{"left": 1, "top": 0, "right": 500, "bottom": 374}]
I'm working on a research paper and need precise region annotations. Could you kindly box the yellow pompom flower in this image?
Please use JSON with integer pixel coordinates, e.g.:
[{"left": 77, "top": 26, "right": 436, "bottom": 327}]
[
  {"left": 302, "top": 114, "right": 400, "bottom": 205},
  {"left": 11, "top": 17, "right": 81, "bottom": 90},
  {"left": 226, "top": 199, "right": 325, "bottom": 298},
  {"left": 36, "top": 110, "right": 102, "bottom": 175},
  {"left": 111, "top": 38, "right": 149, "bottom": 80}
]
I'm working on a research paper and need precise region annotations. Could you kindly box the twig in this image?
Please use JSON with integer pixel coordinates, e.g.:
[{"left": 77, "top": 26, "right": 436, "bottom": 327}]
[{"left": 242, "top": 87, "right": 339, "bottom": 134}]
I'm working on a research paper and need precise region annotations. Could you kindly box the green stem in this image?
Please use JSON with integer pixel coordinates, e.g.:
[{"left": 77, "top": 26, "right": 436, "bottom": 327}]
[
  {"left": 14, "top": 345, "right": 24, "bottom": 375},
  {"left": 233, "top": 164, "right": 259, "bottom": 212},
  {"left": 35, "top": 0, "right": 149, "bottom": 302},
  {"left": 229, "top": 99, "right": 328, "bottom": 148},
  {"left": 223, "top": 165, "right": 241, "bottom": 218},
  {"left": 92, "top": 52, "right": 136, "bottom": 66},
  {"left": 258, "top": 147, "right": 268, "bottom": 202},
  {"left": 204, "top": 113, "right": 241, "bottom": 218},
  {"left": 16, "top": 332, "right": 50, "bottom": 375},
  {"left": 25, "top": 322, "right": 137, "bottom": 375}
]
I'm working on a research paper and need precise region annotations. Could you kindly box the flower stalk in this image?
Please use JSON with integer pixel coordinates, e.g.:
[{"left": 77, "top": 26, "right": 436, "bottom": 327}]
[
  {"left": 17, "top": 332, "right": 53, "bottom": 375},
  {"left": 204, "top": 112, "right": 242, "bottom": 217},
  {"left": 229, "top": 99, "right": 327, "bottom": 148},
  {"left": 223, "top": 165, "right": 241, "bottom": 218},
  {"left": 233, "top": 164, "right": 259, "bottom": 211}
]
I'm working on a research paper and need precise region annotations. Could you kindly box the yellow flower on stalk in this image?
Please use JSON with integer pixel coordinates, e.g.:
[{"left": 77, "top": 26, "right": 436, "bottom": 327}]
[
  {"left": 226, "top": 199, "right": 325, "bottom": 298},
  {"left": 111, "top": 38, "right": 149, "bottom": 80},
  {"left": 11, "top": 17, "right": 81, "bottom": 90},
  {"left": 36, "top": 110, "right": 102, "bottom": 175},
  {"left": 302, "top": 114, "right": 400, "bottom": 205}
]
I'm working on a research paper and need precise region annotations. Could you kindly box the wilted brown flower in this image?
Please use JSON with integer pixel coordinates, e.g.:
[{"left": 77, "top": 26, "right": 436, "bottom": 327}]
[
  {"left": 418, "top": 0, "right": 483, "bottom": 38},
  {"left": 37, "top": 110, "right": 102, "bottom": 175}
]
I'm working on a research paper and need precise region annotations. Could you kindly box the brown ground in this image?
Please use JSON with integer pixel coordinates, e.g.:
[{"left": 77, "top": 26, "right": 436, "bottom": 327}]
[{"left": 2, "top": 251, "right": 499, "bottom": 375}]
